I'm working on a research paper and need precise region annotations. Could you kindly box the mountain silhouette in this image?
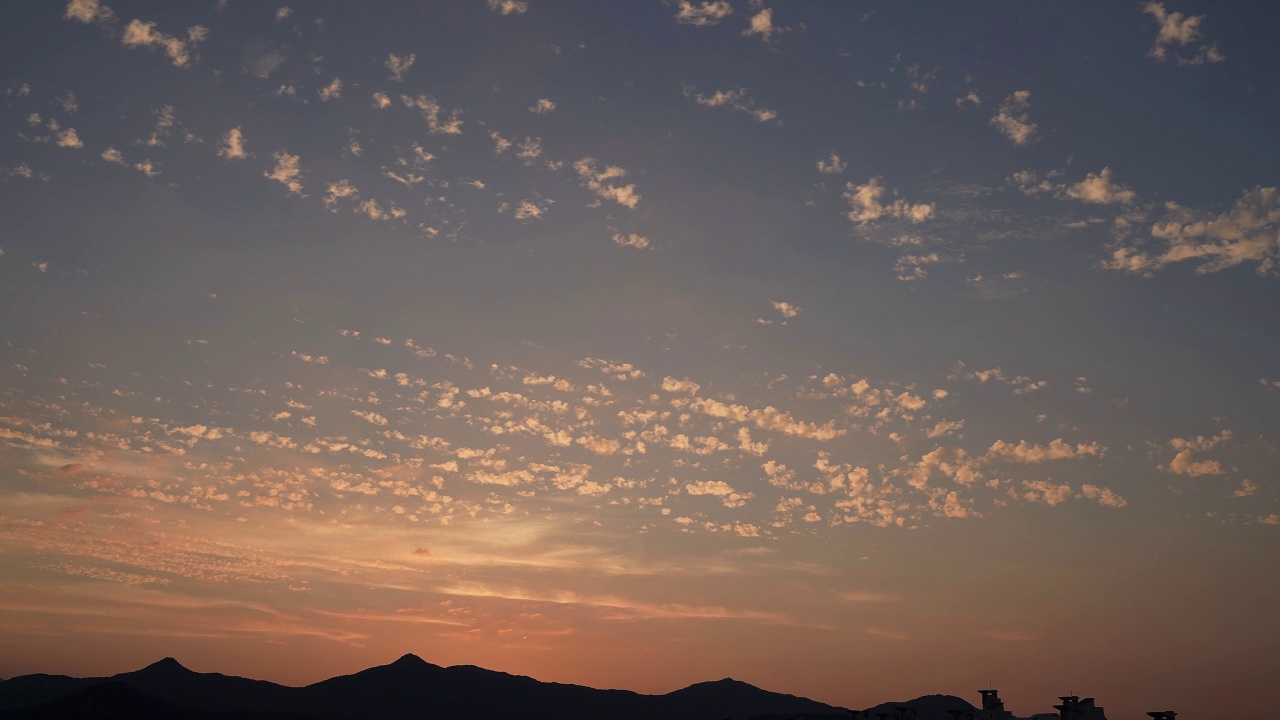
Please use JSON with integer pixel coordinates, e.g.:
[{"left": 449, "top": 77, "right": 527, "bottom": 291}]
[
  {"left": 859, "top": 694, "right": 976, "bottom": 720},
  {"left": 0, "top": 655, "right": 849, "bottom": 720}
]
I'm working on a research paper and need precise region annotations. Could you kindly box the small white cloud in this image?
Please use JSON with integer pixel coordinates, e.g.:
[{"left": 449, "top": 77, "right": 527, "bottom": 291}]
[
  {"left": 64, "top": 0, "right": 115, "bottom": 25},
  {"left": 661, "top": 377, "right": 701, "bottom": 394},
  {"left": 56, "top": 128, "right": 83, "bottom": 149},
  {"left": 1064, "top": 167, "right": 1136, "bottom": 205},
  {"left": 513, "top": 199, "right": 548, "bottom": 222},
  {"left": 683, "top": 84, "right": 779, "bottom": 124},
  {"left": 986, "top": 438, "right": 1104, "bottom": 463},
  {"left": 1231, "top": 479, "right": 1257, "bottom": 498},
  {"left": 990, "top": 91, "right": 1037, "bottom": 146},
  {"left": 121, "top": 19, "right": 206, "bottom": 68},
  {"left": 357, "top": 198, "right": 405, "bottom": 222},
  {"left": 216, "top": 127, "right": 248, "bottom": 160},
  {"left": 771, "top": 300, "right": 801, "bottom": 318},
  {"left": 487, "top": 0, "right": 528, "bottom": 15},
  {"left": 894, "top": 252, "right": 940, "bottom": 281},
  {"left": 674, "top": 1, "right": 733, "bottom": 26},
  {"left": 318, "top": 77, "right": 343, "bottom": 101},
  {"left": 843, "top": 177, "right": 934, "bottom": 225},
  {"left": 1103, "top": 187, "right": 1280, "bottom": 276},
  {"left": 1081, "top": 484, "right": 1128, "bottom": 508},
  {"left": 1142, "top": 2, "right": 1224, "bottom": 65},
  {"left": 101, "top": 147, "right": 126, "bottom": 165},
  {"left": 323, "top": 179, "right": 359, "bottom": 209},
  {"left": 386, "top": 53, "right": 415, "bottom": 82},
  {"left": 612, "top": 232, "right": 650, "bottom": 249},
  {"left": 401, "top": 94, "right": 464, "bottom": 134},
  {"left": 372, "top": 92, "right": 391, "bottom": 109},
  {"left": 529, "top": 98, "right": 556, "bottom": 114},
  {"left": 275, "top": 6, "right": 293, "bottom": 22},
  {"left": 574, "top": 157, "right": 641, "bottom": 208},
  {"left": 816, "top": 151, "right": 846, "bottom": 174},
  {"left": 742, "top": 2, "right": 789, "bottom": 44},
  {"left": 264, "top": 151, "right": 303, "bottom": 194}
]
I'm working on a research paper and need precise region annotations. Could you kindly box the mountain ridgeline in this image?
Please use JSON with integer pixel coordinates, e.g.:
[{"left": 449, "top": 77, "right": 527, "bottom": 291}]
[{"left": 0, "top": 654, "right": 868, "bottom": 720}]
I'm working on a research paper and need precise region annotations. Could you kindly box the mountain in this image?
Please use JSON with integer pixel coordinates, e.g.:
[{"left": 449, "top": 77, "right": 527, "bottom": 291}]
[
  {"left": 0, "top": 680, "right": 310, "bottom": 720},
  {"left": 0, "top": 654, "right": 850, "bottom": 720},
  {"left": 112, "top": 658, "right": 298, "bottom": 713},
  {"left": 859, "top": 694, "right": 975, "bottom": 720},
  {"left": 659, "top": 678, "right": 848, "bottom": 720}
]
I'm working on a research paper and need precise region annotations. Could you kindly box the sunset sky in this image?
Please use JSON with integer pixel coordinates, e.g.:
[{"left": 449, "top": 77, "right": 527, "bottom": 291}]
[{"left": 1, "top": 1, "right": 1278, "bottom": 717}]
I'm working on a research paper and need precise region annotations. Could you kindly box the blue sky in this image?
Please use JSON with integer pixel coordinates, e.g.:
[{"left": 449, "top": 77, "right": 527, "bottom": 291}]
[{"left": 1, "top": 2, "right": 1277, "bottom": 718}]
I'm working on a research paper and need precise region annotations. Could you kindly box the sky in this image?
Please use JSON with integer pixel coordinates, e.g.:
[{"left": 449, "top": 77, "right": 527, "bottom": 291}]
[{"left": 0, "top": 1, "right": 1277, "bottom": 717}]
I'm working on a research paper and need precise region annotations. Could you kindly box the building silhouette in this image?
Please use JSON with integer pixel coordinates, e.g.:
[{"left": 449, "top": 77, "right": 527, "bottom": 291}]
[
  {"left": 1053, "top": 695, "right": 1105, "bottom": 720},
  {"left": 939, "top": 688, "right": 1175, "bottom": 720}
]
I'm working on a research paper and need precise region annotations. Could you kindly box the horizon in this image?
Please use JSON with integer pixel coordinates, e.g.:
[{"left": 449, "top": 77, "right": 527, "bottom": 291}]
[
  {"left": 0, "top": 651, "right": 1065, "bottom": 715},
  {"left": 1, "top": 2, "right": 1277, "bottom": 719}
]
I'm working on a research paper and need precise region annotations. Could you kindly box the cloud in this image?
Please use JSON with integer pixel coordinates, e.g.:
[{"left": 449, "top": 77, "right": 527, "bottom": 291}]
[
  {"left": 742, "top": 3, "right": 791, "bottom": 44},
  {"left": 323, "top": 179, "right": 359, "bottom": 209},
  {"left": 1164, "top": 449, "right": 1222, "bottom": 476},
  {"left": 351, "top": 410, "right": 388, "bottom": 426},
  {"left": 1103, "top": 187, "right": 1280, "bottom": 276},
  {"left": 264, "top": 151, "right": 303, "bottom": 195},
  {"left": 357, "top": 199, "right": 406, "bottom": 221},
  {"left": 64, "top": 0, "right": 115, "bottom": 25},
  {"left": 674, "top": 1, "right": 733, "bottom": 26},
  {"left": 487, "top": 0, "right": 528, "bottom": 15},
  {"left": 121, "top": 19, "right": 206, "bottom": 68},
  {"left": 679, "top": 396, "right": 846, "bottom": 441},
  {"left": 401, "top": 94, "right": 464, "bottom": 135},
  {"left": 953, "top": 364, "right": 1046, "bottom": 394},
  {"left": 1142, "top": 2, "right": 1224, "bottom": 65},
  {"left": 612, "top": 232, "right": 650, "bottom": 249},
  {"left": 1081, "top": 484, "right": 1128, "bottom": 508},
  {"left": 529, "top": 98, "right": 556, "bottom": 114},
  {"left": 513, "top": 199, "right": 548, "bottom": 222},
  {"left": 318, "top": 77, "right": 343, "bottom": 101},
  {"left": 574, "top": 157, "right": 641, "bottom": 208},
  {"left": 926, "top": 419, "right": 963, "bottom": 439},
  {"left": 56, "top": 128, "right": 83, "bottom": 149},
  {"left": 816, "top": 151, "right": 846, "bottom": 174},
  {"left": 771, "top": 300, "right": 801, "bottom": 318},
  {"left": 216, "top": 127, "right": 248, "bottom": 160},
  {"left": 516, "top": 136, "right": 542, "bottom": 162},
  {"left": 894, "top": 252, "right": 940, "bottom": 281},
  {"left": 990, "top": 91, "right": 1037, "bottom": 145},
  {"left": 843, "top": 178, "right": 934, "bottom": 225},
  {"left": 1231, "top": 479, "right": 1257, "bottom": 498},
  {"left": 685, "top": 480, "right": 753, "bottom": 508},
  {"left": 1064, "top": 167, "right": 1136, "bottom": 205},
  {"left": 661, "top": 377, "right": 701, "bottom": 394},
  {"left": 1020, "top": 479, "right": 1074, "bottom": 506},
  {"left": 985, "top": 438, "right": 1104, "bottom": 463},
  {"left": 578, "top": 358, "right": 645, "bottom": 380},
  {"left": 682, "top": 85, "right": 778, "bottom": 123},
  {"left": 1169, "top": 430, "right": 1232, "bottom": 452},
  {"left": 576, "top": 434, "right": 620, "bottom": 456},
  {"left": 385, "top": 53, "right": 415, "bottom": 82}
]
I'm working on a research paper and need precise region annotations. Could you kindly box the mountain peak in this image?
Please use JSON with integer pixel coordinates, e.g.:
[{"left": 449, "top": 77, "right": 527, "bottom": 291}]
[
  {"left": 141, "top": 657, "right": 190, "bottom": 674},
  {"left": 391, "top": 653, "right": 426, "bottom": 666}
]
